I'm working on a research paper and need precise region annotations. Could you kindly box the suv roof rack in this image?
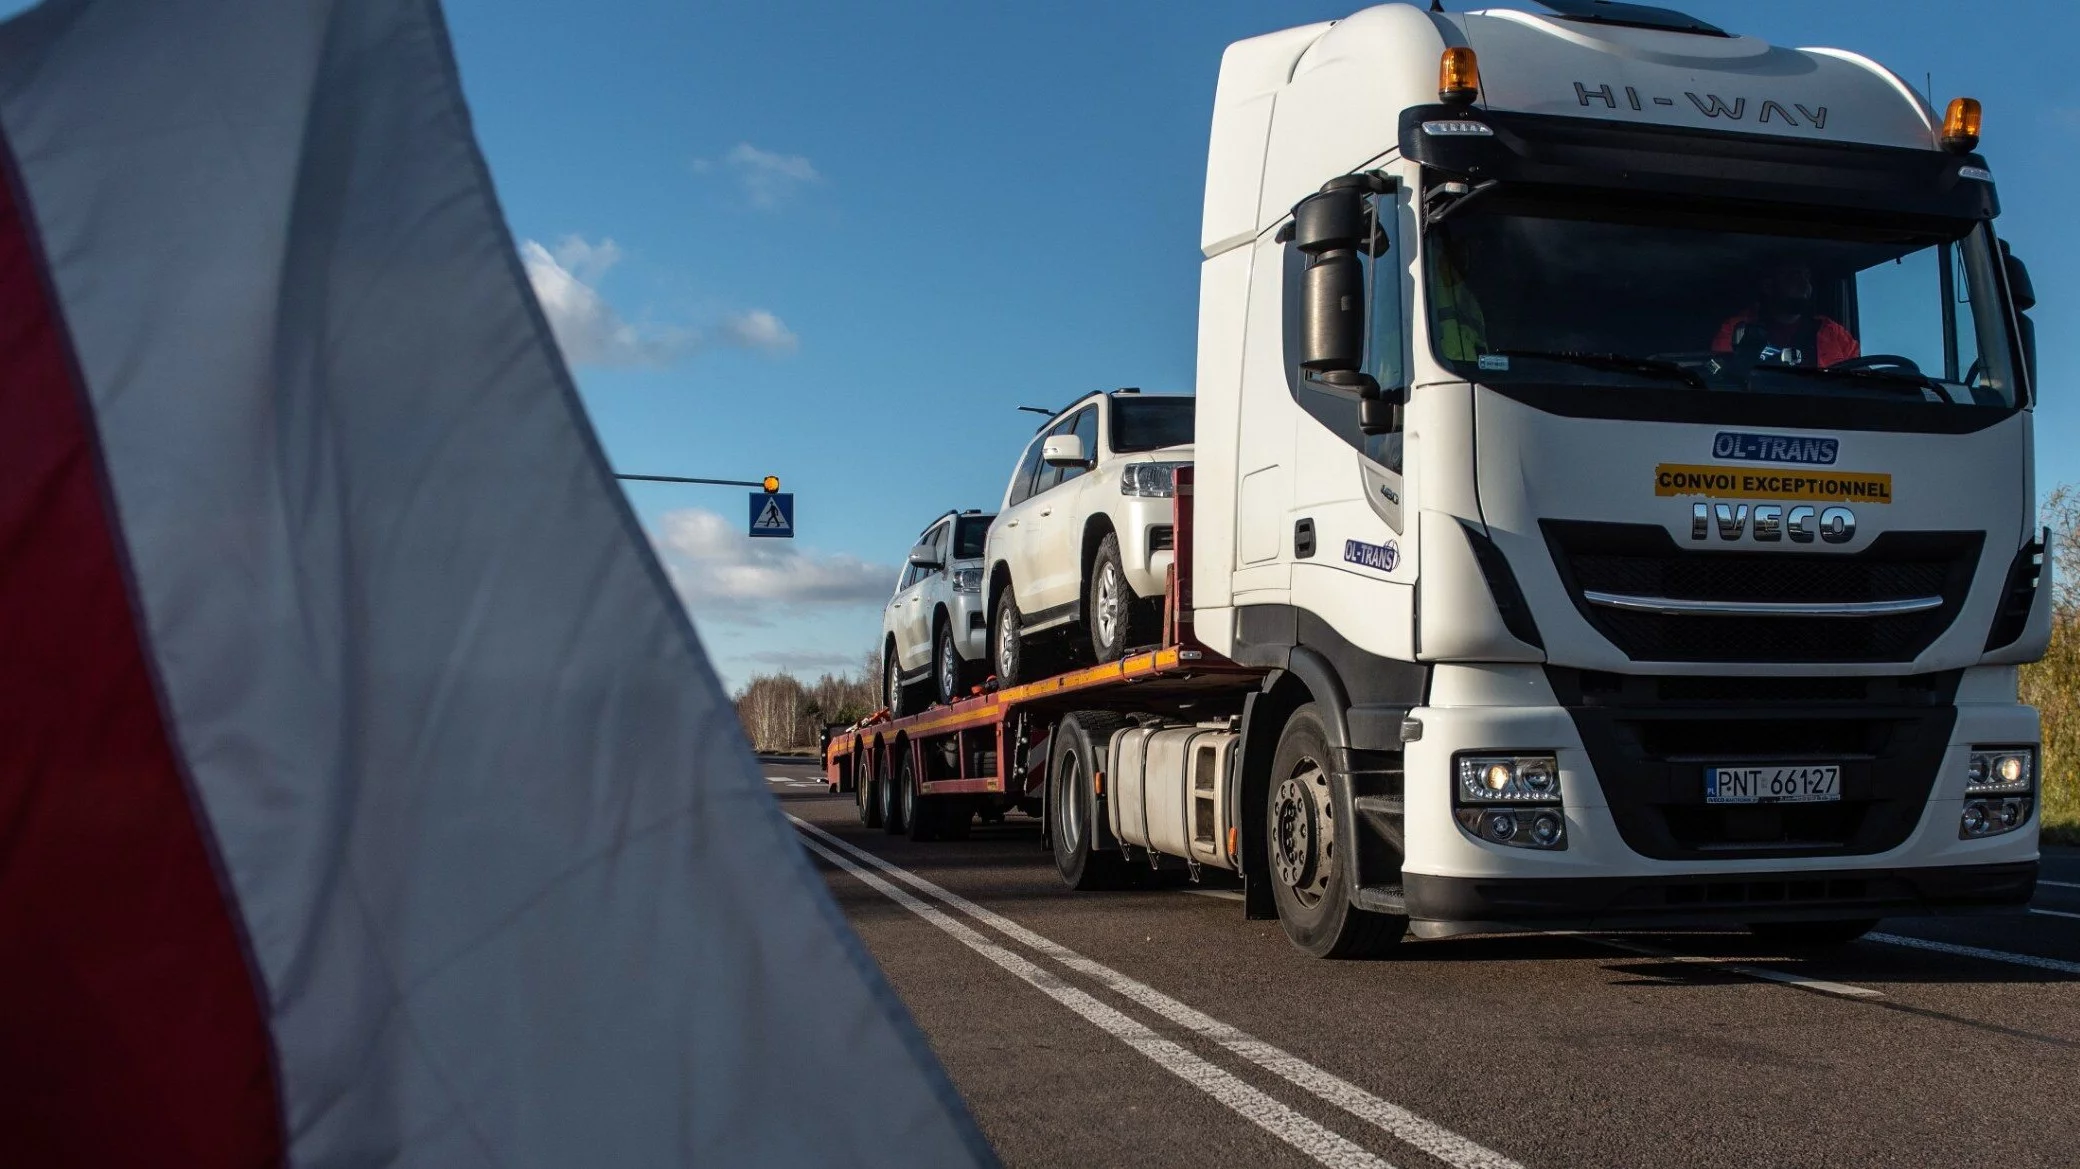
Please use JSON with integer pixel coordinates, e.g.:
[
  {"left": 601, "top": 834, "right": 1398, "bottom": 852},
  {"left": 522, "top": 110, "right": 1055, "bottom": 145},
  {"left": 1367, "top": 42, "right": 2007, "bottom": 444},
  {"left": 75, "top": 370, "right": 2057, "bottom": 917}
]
[{"left": 1531, "top": 0, "right": 1728, "bottom": 37}]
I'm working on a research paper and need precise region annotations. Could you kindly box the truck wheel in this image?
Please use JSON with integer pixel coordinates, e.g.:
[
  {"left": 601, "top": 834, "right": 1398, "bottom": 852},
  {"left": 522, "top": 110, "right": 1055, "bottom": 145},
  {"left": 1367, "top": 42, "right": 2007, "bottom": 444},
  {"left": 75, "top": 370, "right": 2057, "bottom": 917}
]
[
  {"left": 993, "top": 591, "right": 1025, "bottom": 686},
  {"left": 858, "top": 746, "right": 882, "bottom": 828},
  {"left": 1050, "top": 712, "right": 1131, "bottom": 890},
  {"left": 934, "top": 620, "right": 967, "bottom": 705},
  {"left": 1747, "top": 919, "right": 1879, "bottom": 949},
  {"left": 1087, "top": 533, "right": 1132, "bottom": 662},
  {"left": 879, "top": 747, "right": 906, "bottom": 835},
  {"left": 884, "top": 643, "right": 911, "bottom": 718},
  {"left": 1266, "top": 704, "right": 1406, "bottom": 958}
]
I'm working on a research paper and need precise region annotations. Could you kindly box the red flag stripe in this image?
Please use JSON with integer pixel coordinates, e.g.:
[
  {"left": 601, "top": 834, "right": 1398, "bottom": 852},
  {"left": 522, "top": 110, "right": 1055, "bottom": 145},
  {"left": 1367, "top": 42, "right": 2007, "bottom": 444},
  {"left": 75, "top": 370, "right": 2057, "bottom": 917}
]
[{"left": 0, "top": 135, "right": 284, "bottom": 1166}]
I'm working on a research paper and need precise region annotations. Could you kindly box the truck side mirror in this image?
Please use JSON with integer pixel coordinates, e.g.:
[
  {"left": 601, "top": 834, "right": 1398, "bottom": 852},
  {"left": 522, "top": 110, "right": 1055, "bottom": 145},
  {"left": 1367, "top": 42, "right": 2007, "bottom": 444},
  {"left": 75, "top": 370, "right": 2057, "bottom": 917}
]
[
  {"left": 1041, "top": 434, "right": 1089, "bottom": 468},
  {"left": 2001, "top": 241, "right": 2038, "bottom": 392},
  {"left": 1292, "top": 178, "right": 1373, "bottom": 373}
]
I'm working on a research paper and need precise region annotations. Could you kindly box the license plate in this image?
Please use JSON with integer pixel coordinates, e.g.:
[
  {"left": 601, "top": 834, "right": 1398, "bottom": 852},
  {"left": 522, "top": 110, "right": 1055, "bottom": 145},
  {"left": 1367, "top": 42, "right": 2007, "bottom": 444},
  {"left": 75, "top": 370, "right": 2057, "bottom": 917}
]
[{"left": 1705, "top": 765, "right": 1841, "bottom": 805}]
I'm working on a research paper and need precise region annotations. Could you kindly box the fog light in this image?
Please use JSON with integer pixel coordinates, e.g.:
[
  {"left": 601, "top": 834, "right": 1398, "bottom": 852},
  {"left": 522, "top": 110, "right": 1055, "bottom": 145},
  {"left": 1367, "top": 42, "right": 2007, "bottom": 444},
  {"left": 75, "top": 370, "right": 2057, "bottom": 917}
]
[
  {"left": 1961, "top": 801, "right": 1989, "bottom": 835},
  {"left": 1531, "top": 811, "right": 1564, "bottom": 847},
  {"left": 1999, "top": 800, "right": 2022, "bottom": 828},
  {"left": 1484, "top": 811, "right": 1519, "bottom": 842}
]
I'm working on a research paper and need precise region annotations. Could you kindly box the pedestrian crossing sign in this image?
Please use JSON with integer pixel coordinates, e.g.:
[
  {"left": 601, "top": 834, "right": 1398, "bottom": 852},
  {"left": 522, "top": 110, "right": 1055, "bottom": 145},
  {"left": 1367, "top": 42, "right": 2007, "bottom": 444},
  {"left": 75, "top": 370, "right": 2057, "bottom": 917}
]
[{"left": 748, "top": 491, "right": 795, "bottom": 538}]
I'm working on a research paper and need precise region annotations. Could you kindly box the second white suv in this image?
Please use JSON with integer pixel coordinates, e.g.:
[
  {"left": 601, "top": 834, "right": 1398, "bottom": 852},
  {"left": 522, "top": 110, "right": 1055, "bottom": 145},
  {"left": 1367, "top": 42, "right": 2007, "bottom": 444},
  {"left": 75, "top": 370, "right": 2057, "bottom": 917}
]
[
  {"left": 881, "top": 510, "right": 994, "bottom": 714},
  {"left": 985, "top": 389, "right": 1193, "bottom": 684}
]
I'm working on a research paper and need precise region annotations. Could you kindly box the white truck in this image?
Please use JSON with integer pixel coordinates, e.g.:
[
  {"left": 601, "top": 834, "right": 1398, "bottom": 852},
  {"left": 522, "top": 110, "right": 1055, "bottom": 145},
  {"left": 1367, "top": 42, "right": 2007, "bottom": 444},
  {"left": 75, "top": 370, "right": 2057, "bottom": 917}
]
[{"left": 829, "top": 0, "right": 2050, "bottom": 959}]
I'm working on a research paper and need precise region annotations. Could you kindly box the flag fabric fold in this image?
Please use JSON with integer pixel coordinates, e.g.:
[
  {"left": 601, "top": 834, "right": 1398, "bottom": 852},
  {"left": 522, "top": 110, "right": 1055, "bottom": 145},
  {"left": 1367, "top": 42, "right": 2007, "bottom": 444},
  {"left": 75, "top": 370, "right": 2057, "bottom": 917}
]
[{"left": 0, "top": 1, "right": 989, "bottom": 1164}]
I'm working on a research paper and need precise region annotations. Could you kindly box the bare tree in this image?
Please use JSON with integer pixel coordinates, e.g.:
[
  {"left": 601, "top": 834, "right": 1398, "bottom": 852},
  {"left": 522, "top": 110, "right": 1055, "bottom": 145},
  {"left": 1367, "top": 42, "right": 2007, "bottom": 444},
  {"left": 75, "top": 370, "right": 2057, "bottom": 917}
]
[
  {"left": 731, "top": 646, "right": 881, "bottom": 752},
  {"left": 2044, "top": 485, "right": 2079, "bottom": 614}
]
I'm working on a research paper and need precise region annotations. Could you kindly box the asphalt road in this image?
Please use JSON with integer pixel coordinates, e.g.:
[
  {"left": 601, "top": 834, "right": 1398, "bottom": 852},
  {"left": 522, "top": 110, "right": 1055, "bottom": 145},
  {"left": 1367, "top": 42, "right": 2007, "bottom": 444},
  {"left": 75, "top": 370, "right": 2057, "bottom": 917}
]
[{"left": 761, "top": 760, "right": 2080, "bottom": 1169}]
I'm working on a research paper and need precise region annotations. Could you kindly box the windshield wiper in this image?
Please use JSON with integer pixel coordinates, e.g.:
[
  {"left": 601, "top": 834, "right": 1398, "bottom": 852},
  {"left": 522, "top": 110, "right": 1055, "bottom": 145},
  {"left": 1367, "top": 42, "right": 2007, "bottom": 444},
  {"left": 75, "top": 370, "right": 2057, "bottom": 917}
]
[
  {"left": 1747, "top": 364, "right": 1944, "bottom": 399},
  {"left": 1487, "top": 349, "right": 1707, "bottom": 389}
]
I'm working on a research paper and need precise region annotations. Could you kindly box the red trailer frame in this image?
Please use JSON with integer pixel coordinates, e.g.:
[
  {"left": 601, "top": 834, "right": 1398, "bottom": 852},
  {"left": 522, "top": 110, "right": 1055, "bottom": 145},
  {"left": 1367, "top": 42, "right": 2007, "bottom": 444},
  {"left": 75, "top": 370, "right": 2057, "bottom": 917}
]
[{"left": 822, "top": 469, "right": 1263, "bottom": 825}]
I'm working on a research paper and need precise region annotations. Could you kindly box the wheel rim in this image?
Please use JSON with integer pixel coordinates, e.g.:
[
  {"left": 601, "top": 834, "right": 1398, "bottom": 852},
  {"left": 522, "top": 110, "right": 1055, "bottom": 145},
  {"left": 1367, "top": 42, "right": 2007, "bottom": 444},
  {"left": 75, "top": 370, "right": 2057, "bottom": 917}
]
[
  {"left": 878, "top": 758, "right": 895, "bottom": 820},
  {"left": 998, "top": 606, "right": 1017, "bottom": 676},
  {"left": 1056, "top": 750, "right": 1084, "bottom": 856},
  {"left": 1271, "top": 761, "right": 1334, "bottom": 909},
  {"left": 939, "top": 634, "right": 958, "bottom": 699},
  {"left": 1095, "top": 562, "right": 1123, "bottom": 647},
  {"left": 887, "top": 654, "right": 900, "bottom": 709}
]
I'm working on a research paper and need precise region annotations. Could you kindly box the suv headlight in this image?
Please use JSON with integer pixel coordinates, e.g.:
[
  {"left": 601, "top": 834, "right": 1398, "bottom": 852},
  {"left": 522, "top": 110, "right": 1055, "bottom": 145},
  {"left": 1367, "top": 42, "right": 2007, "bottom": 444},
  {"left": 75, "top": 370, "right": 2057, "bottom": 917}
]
[
  {"left": 951, "top": 567, "right": 982, "bottom": 594},
  {"left": 1120, "top": 462, "right": 1189, "bottom": 497},
  {"left": 1961, "top": 746, "right": 2035, "bottom": 839},
  {"left": 1452, "top": 753, "right": 1565, "bottom": 850}
]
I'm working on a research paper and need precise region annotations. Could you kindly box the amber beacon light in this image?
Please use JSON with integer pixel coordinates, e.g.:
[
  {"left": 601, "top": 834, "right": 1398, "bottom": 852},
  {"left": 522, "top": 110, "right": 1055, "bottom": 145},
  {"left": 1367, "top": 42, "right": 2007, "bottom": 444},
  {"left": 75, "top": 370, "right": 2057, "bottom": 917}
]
[
  {"left": 1439, "top": 47, "right": 1481, "bottom": 105},
  {"left": 1941, "top": 97, "right": 1982, "bottom": 152}
]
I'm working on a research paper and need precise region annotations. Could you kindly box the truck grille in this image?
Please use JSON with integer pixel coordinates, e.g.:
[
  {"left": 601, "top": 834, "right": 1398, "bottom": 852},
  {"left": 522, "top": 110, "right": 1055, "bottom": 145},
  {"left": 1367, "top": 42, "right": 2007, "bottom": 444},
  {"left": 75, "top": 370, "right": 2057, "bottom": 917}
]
[
  {"left": 1550, "top": 669, "right": 1958, "bottom": 861},
  {"left": 1541, "top": 520, "right": 1981, "bottom": 663}
]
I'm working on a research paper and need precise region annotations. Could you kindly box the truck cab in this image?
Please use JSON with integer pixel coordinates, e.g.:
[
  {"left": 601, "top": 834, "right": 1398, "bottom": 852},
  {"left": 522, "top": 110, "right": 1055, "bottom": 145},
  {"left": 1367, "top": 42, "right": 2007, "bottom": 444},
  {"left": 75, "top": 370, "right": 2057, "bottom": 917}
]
[{"left": 1191, "top": 3, "right": 2050, "bottom": 951}]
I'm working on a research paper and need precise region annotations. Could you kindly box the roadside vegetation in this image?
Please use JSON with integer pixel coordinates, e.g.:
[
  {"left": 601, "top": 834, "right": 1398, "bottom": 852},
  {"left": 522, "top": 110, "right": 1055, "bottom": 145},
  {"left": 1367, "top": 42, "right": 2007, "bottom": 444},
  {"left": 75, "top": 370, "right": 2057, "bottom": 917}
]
[
  {"left": 2023, "top": 486, "right": 2079, "bottom": 846},
  {"left": 733, "top": 649, "right": 878, "bottom": 754}
]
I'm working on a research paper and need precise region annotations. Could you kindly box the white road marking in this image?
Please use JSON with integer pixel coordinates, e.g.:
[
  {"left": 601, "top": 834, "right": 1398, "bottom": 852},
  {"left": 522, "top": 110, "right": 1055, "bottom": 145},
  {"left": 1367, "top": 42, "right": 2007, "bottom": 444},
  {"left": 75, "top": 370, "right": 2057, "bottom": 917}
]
[
  {"left": 2040, "top": 880, "right": 2080, "bottom": 890},
  {"left": 1578, "top": 936, "right": 1882, "bottom": 999},
  {"left": 1184, "top": 888, "right": 1246, "bottom": 902},
  {"left": 793, "top": 816, "right": 1525, "bottom": 1169},
  {"left": 796, "top": 834, "right": 1393, "bottom": 1169},
  {"left": 1869, "top": 933, "right": 2080, "bottom": 976},
  {"left": 2030, "top": 908, "right": 2080, "bottom": 921}
]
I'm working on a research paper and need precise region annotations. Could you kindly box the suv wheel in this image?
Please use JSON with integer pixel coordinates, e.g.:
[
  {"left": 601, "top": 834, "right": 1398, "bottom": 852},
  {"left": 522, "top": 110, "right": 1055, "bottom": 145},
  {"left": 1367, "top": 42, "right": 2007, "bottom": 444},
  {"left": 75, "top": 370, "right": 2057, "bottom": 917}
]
[
  {"left": 1087, "top": 533, "right": 1137, "bottom": 663},
  {"left": 993, "top": 591, "right": 1025, "bottom": 686},
  {"left": 935, "top": 620, "right": 966, "bottom": 705},
  {"left": 884, "top": 643, "right": 909, "bottom": 718}
]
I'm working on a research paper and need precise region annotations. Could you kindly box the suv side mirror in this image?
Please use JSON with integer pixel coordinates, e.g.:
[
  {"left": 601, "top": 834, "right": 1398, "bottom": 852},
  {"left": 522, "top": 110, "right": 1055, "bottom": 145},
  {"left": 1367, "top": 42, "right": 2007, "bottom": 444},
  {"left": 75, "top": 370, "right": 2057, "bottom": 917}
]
[
  {"left": 1041, "top": 434, "right": 1089, "bottom": 468},
  {"left": 907, "top": 543, "right": 941, "bottom": 569},
  {"left": 1292, "top": 176, "right": 1373, "bottom": 374}
]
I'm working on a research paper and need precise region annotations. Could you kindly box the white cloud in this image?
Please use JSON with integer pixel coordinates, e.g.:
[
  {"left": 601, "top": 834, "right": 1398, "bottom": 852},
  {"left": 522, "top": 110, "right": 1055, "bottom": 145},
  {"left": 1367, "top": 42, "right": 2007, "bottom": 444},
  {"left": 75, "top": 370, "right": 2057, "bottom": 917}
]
[
  {"left": 693, "top": 142, "right": 823, "bottom": 209},
  {"left": 719, "top": 309, "right": 798, "bottom": 353},
  {"left": 520, "top": 234, "right": 797, "bottom": 367},
  {"left": 653, "top": 507, "right": 893, "bottom": 626}
]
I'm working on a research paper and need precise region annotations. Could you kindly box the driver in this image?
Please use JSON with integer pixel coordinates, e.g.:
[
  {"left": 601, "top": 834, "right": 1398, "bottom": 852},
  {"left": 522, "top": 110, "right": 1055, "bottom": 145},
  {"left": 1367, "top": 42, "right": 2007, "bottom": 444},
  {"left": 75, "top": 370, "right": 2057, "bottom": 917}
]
[{"left": 1712, "top": 263, "right": 1860, "bottom": 368}]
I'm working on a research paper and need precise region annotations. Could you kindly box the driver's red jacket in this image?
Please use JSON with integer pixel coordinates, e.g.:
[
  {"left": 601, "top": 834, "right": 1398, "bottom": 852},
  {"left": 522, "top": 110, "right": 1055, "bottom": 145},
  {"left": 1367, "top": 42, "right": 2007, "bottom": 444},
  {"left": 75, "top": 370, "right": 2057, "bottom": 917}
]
[{"left": 1711, "top": 308, "right": 1861, "bottom": 368}]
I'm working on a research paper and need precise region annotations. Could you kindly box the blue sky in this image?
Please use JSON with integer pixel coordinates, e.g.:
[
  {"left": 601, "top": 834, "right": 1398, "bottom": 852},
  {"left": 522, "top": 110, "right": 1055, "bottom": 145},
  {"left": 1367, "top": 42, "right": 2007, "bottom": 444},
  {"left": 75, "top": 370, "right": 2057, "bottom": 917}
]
[{"left": 434, "top": 0, "right": 2080, "bottom": 690}]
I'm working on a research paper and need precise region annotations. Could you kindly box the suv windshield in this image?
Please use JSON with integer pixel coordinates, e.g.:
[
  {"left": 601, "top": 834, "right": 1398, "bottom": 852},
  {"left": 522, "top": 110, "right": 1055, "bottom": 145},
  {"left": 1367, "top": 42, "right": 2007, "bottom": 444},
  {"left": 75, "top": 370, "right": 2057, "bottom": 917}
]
[
  {"left": 1110, "top": 395, "right": 1194, "bottom": 453},
  {"left": 953, "top": 515, "right": 991, "bottom": 559},
  {"left": 1425, "top": 191, "right": 2019, "bottom": 407}
]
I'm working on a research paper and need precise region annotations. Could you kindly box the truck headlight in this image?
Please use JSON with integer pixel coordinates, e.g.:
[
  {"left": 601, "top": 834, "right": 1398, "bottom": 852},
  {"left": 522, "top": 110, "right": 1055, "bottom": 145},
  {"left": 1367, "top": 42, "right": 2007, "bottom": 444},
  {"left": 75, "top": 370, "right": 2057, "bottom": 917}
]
[
  {"left": 1119, "top": 462, "right": 1189, "bottom": 497},
  {"left": 1453, "top": 753, "right": 1565, "bottom": 850},
  {"left": 1961, "top": 746, "right": 2035, "bottom": 839},
  {"left": 951, "top": 567, "right": 982, "bottom": 594}
]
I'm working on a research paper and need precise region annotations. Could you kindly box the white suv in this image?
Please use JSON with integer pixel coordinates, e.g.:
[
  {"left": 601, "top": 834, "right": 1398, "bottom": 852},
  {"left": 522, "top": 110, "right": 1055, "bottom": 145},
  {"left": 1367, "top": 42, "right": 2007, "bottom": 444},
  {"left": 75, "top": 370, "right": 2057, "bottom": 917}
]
[
  {"left": 881, "top": 509, "right": 994, "bottom": 715},
  {"left": 985, "top": 390, "right": 1193, "bottom": 684}
]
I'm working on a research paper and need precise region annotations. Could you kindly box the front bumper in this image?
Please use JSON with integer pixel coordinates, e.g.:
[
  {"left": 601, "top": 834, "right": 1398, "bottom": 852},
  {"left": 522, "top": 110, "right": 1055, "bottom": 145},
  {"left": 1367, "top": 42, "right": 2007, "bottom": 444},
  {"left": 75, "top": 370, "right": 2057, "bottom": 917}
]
[
  {"left": 1395, "top": 665, "right": 2043, "bottom": 923},
  {"left": 951, "top": 591, "right": 989, "bottom": 662},
  {"left": 1404, "top": 860, "right": 2037, "bottom": 929}
]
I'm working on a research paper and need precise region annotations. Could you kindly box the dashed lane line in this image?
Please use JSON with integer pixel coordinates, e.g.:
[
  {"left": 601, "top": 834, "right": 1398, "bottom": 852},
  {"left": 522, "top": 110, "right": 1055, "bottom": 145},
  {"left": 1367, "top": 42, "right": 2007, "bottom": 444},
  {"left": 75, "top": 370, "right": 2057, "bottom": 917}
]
[
  {"left": 1869, "top": 933, "right": 2080, "bottom": 976},
  {"left": 2030, "top": 908, "right": 2080, "bottom": 921},
  {"left": 2041, "top": 880, "right": 2080, "bottom": 890},
  {"left": 793, "top": 816, "right": 1526, "bottom": 1169},
  {"left": 796, "top": 834, "right": 1394, "bottom": 1169}
]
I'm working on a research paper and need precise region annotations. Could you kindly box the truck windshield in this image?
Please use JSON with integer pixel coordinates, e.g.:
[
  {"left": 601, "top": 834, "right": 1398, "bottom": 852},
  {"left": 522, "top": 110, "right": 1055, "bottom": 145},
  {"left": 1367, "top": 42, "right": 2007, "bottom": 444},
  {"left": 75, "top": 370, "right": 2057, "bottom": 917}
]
[
  {"left": 1109, "top": 395, "right": 1195, "bottom": 453},
  {"left": 1424, "top": 192, "right": 2019, "bottom": 408}
]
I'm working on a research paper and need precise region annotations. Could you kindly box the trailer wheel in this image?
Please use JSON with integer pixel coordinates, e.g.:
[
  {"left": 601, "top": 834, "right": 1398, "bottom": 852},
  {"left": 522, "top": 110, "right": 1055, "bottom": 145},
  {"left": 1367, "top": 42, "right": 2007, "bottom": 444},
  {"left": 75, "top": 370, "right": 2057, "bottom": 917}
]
[
  {"left": 1266, "top": 704, "right": 1406, "bottom": 958},
  {"left": 879, "top": 746, "right": 906, "bottom": 835},
  {"left": 1049, "top": 713, "right": 1131, "bottom": 890},
  {"left": 858, "top": 745, "right": 882, "bottom": 829}
]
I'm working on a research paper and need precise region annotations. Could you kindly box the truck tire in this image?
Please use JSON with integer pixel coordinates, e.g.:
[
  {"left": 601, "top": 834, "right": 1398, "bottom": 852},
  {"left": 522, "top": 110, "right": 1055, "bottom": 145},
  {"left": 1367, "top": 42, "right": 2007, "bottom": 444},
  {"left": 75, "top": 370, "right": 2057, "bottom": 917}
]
[
  {"left": 1746, "top": 919, "right": 1879, "bottom": 949},
  {"left": 934, "top": 619, "right": 967, "bottom": 706},
  {"left": 880, "top": 746, "right": 906, "bottom": 835},
  {"left": 1087, "top": 533, "right": 1133, "bottom": 663},
  {"left": 1266, "top": 704, "right": 1406, "bottom": 958},
  {"left": 858, "top": 746, "right": 883, "bottom": 829},
  {"left": 992, "top": 590, "right": 1026, "bottom": 687},
  {"left": 1049, "top": 712, "right": 1131, "bottom": 890},
  {"left": 902, "top": 750, "right": 938, "bottom": 842}
]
